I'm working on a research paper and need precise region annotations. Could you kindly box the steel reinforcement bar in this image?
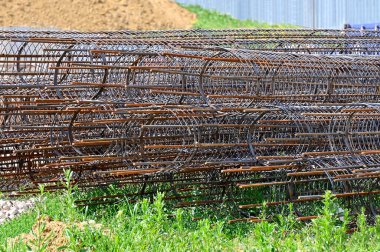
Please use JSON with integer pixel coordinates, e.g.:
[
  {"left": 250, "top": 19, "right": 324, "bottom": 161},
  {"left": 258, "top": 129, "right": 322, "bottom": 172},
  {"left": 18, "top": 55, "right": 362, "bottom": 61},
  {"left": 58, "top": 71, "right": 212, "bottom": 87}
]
[{"left": 0, "top": 29, "right": 379, "bottom": 222}]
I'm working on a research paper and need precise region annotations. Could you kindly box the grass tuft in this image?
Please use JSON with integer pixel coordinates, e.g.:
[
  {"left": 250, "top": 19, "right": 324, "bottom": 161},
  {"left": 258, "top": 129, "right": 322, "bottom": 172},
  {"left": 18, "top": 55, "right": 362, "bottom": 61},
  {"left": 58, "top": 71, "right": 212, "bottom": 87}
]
[
  {"left": 1, "top": 186, "right": 379, "bottom": 251},
  {"left": 181, "top": 4, "right": 297, "bottom": 29}
]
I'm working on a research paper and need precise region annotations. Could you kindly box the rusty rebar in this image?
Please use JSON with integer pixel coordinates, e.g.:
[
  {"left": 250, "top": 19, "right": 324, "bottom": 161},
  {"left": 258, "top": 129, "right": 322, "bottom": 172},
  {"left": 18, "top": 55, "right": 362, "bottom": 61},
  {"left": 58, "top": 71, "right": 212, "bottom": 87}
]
[{"left": 0, "top": 29, "right": 379, "bottom": 222}]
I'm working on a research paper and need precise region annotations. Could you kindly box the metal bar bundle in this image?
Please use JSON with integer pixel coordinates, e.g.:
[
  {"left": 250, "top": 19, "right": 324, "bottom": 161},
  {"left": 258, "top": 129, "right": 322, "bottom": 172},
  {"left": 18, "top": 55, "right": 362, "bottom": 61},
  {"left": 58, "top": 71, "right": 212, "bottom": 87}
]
[{"left": 0, "top": 29, "right": 379, "bottom": 221}]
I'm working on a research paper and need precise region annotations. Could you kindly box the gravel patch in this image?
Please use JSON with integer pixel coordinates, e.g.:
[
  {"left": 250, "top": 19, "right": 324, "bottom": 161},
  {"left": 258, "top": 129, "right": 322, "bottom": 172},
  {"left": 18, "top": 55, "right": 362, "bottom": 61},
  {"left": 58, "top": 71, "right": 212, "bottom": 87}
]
[{"left": 0, "top": 199, "right": 36, "bottom": 224}]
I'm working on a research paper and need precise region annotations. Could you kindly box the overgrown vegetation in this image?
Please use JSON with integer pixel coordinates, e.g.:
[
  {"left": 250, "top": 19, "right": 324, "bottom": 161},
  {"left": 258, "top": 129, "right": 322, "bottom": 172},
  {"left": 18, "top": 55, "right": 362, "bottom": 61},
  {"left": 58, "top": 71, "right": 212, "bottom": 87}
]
[
  {"left": 182, "top": 4, "right": 297, "bottom": 29},
  {"left": 0, "top": 172, "right": 379, "bottom": 251}
]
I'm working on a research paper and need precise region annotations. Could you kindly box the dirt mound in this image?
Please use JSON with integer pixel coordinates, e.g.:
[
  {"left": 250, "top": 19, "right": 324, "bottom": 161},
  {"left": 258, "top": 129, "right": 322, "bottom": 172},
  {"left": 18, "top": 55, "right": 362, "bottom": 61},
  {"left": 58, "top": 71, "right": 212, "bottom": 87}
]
[
  {"left": 0, "top": 0, "right": 196, "bottom": 31},
  {"left": 9, "top": 216, "right": 107, "bottom": 251}
]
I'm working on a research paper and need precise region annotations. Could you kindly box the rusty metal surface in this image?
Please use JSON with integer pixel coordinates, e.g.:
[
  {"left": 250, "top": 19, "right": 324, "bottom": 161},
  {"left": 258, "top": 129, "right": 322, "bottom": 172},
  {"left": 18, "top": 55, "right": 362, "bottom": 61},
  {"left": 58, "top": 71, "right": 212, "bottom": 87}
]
[{"left": 0, "top": 29, "right": 379, "bottom": 221}]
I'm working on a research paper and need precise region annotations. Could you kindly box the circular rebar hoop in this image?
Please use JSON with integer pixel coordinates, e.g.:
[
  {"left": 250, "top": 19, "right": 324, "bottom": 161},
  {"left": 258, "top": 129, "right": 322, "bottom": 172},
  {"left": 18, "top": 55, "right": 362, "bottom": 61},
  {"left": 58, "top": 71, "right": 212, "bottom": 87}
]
[{"left": 0, "top": 29, "right": 379, "bottom": 221}]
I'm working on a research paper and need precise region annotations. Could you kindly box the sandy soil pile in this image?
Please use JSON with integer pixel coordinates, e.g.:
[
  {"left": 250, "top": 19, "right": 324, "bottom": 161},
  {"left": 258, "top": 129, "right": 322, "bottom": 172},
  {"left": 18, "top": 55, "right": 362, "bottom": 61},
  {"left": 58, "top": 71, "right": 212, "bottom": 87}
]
[
  {"left": 0, "top": 0, "right": 196, "bottom": 31},
  {"left": 10, "top": 216, "right": 108, "bottom": 251}
]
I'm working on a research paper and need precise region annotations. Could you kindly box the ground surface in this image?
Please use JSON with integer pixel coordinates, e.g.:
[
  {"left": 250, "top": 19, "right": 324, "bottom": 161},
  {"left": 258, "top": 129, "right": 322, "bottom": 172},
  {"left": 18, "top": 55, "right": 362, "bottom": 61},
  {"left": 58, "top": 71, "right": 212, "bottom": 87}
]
[
  {"left": 1, "top": 191, "right": 380, "bottom": 251},
  {"left": 0, "top": 199, "right": 35, "bottom": 224},
  {"left": 0, "top": 0, "right": 196, "bottom": 30},
  {"left": 182, "top": 4, "right": 295, "bottom": 29}
]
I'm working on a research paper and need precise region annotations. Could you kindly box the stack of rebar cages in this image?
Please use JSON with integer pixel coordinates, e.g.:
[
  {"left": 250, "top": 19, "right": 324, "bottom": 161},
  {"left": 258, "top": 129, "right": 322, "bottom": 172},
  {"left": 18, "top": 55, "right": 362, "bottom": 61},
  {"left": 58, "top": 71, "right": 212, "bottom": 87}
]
[{"left": 1, "top": 28, "right": 380, "bottom": 222}]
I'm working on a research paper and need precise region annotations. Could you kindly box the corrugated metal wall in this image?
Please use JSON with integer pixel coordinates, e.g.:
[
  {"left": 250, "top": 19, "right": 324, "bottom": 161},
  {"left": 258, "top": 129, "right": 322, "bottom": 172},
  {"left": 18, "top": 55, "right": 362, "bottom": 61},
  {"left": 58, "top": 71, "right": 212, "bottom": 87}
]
[{"left": 176, "top": 0, "right": 380, "bottom": 28}]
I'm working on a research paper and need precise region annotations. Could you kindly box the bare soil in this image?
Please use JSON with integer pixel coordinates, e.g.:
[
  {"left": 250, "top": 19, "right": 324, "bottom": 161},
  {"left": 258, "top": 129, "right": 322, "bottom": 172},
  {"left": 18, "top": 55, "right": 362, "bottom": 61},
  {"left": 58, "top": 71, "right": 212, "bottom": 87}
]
[
  {"left": 0, "top": 0, "right": 196, "bottom": 31},
  {"left": 10, "top": 216, "right": 107, "bottom": 252}
]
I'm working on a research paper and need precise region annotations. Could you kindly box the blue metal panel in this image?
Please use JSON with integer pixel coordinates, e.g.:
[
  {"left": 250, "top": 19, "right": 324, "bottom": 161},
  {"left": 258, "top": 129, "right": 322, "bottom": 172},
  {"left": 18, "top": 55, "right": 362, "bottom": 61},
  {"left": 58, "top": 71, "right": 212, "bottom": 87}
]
[{"left": 176, "top": 0, "right": 380, "bottom": 29}]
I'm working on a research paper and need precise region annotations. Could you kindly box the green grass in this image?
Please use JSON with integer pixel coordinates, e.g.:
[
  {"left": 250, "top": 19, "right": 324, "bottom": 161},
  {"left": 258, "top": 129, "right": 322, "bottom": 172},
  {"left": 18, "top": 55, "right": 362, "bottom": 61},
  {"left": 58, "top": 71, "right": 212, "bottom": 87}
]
[
  {"left": 0, "top": 210, "right": 36, "bottom": 245},
  {"left": 181, "top": 4, "right": 297, "bottom": 29},
  {"left": 1, "top": 179, "right": 380, "bottom": 252}
]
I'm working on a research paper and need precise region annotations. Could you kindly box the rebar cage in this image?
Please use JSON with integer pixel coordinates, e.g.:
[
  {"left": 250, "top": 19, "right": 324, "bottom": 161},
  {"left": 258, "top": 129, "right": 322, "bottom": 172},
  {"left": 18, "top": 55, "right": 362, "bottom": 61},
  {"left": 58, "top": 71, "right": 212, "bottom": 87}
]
[{"left": 0, "top": 29, "right": 379, "bottom": 222}]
